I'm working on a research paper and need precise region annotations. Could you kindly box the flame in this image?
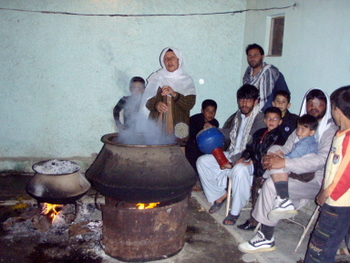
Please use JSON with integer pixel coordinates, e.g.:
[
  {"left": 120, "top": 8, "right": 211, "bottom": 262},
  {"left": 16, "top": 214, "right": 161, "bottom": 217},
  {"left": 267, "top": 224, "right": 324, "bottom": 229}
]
[
  {"left": 42, "top": 203, "right": 63, "bottom": 222},
  {"left": 136, "top": 202, "right": 160, "bottom": 209}
]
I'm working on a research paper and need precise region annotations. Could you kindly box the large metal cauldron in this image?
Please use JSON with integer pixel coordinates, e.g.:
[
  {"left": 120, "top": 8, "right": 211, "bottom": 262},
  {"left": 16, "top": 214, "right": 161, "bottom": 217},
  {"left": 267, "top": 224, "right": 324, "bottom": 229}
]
[{"left": 85, "top": 133, "right": 197, "bottom": 203}]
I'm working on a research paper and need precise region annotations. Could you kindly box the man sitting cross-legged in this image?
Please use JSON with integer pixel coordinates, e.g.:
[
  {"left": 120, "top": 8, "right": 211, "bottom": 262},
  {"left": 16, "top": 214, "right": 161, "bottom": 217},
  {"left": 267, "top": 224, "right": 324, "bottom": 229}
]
[{"left": 197, "top": 85, "right": 265, "bottom": 225}]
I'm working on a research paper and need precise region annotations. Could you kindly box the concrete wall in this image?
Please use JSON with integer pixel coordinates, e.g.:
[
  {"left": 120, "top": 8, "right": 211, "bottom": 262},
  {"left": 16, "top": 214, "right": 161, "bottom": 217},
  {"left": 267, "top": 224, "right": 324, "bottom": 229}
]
[
  {"left": 243, "top": 0, "right": 350, "bottom": 114},
  {"left": 0, "top": 0, "right": 246, "bottom": 171}
]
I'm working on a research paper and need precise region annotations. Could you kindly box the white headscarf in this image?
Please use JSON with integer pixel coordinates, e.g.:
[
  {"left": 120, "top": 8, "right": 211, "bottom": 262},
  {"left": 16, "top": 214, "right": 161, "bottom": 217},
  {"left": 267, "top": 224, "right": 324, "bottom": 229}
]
[
  {"left": 137, "top": 47, "right": 196, "bottom": 121},
  {"left": 299, "top": 88, "right": 333, "bottom": 143}
]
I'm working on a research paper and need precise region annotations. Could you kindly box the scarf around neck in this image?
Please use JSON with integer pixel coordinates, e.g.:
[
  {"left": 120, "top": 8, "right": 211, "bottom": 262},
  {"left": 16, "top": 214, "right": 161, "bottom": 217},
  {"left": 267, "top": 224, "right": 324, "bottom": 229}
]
[
  {"left": 242, "top": 62, "right": 280, "bottom": 109},
  {"left": 228, "top": 104, "right": 261, "bottom": 158}
]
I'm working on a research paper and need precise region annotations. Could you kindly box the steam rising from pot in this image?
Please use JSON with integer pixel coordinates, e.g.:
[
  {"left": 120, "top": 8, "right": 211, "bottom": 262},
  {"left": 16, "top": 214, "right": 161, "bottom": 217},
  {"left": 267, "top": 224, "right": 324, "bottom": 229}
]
[{"left": 116, "top": 94, "right": 176, "bottom": 145}]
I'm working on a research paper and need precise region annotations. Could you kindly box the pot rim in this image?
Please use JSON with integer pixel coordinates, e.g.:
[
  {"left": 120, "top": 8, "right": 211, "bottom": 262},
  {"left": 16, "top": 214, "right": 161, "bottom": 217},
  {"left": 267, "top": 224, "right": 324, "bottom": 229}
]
[
  {"left": 102, "top": 133, "right": 178, "bottom": 148},
  {"left": 32, "top": 159, "right": 80, "bottom": 175}
]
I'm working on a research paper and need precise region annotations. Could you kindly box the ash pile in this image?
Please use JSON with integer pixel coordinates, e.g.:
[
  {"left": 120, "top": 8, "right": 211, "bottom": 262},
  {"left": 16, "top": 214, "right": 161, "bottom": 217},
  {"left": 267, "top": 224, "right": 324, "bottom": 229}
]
[{"left": 0, "top": 200, "right": 104, "bottom": 262}]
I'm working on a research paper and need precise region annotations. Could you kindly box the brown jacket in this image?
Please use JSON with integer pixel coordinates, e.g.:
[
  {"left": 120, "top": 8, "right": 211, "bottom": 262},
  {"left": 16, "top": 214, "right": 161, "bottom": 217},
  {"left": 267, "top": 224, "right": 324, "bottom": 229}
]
[{"left": 146, "top": 90, "right": 196, "bottom": 144}]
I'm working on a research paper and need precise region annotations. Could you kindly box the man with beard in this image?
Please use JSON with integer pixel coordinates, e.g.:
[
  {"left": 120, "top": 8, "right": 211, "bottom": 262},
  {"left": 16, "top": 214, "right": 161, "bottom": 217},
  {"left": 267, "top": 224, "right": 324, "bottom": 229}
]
[
  {"left": 238, "top": 89, "right": 338, "bottom": 254},
  {"left": 197, "top": 85, "right": 265, "bottom": 225},
  {"left": 243, "top": 43, "right": 289, "bottom": 111}
]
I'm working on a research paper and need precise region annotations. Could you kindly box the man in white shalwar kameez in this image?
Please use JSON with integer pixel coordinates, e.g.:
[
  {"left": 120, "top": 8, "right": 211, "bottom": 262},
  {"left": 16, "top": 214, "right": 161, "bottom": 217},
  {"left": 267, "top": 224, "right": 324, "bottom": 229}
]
[
  {"left": 197, "top": 85, "right": 265, "bottom": 225},
  {"left": 238, "top": 89, "right": 338, "bottom": 254}
]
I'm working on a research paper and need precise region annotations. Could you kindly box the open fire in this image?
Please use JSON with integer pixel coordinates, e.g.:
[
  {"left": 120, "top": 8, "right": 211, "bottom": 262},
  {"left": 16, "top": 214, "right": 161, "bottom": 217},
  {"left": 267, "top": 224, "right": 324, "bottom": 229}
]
[
  {"left": 41, "top": 203, "right": 63, "bottom": 223},
  {"left": 136, "top": 202, "right": 160, "bottom": 209}
]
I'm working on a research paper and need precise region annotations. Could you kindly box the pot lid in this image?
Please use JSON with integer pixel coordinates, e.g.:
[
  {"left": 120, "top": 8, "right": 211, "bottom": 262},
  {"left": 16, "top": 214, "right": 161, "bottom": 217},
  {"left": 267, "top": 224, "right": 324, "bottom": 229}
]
[{"left": 32, "top": 159, "right": 80, "bottom": 175}]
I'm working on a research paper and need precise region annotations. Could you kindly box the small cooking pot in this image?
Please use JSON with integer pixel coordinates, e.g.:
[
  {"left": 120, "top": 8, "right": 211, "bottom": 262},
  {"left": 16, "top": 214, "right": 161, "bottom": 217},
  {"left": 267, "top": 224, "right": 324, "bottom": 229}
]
[{"left": 26, "top": 159, "right": 91, "bottom": 204}]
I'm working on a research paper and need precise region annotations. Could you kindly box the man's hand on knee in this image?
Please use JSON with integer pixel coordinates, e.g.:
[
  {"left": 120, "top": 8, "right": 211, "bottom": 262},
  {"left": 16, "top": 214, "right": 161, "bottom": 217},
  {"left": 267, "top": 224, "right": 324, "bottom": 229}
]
[{"left": 220, "top": 163, "right": 233, "bottom": 170}]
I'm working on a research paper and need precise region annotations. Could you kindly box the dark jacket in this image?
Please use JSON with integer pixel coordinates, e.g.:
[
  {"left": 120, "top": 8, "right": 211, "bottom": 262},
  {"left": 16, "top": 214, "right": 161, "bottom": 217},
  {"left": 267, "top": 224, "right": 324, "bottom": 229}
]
[
  {"left": 279, "top": 110, "right": 299, "bottom": 142},
  {"left": 185, "top": 113, "right": 219, "bottom": 173},
  {"left": 113, "top": 95, "right": 143, "bottom": 129},
  {"left": 240, "top": 127, "right": 285, "bottom": 177},
  {"left": 261, "top": 72, "right": 289, "bottom": 112},
  {"left": 113, "top": 96, "right": 129, "bottom": 126}
]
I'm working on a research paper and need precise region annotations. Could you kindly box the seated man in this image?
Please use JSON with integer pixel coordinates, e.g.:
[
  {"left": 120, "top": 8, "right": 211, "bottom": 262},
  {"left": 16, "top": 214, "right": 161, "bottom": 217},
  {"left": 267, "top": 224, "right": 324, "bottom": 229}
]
[
  {"left": 238, "top": 89, "right": 338, "bottom": 253},
  {"left": 238, "top": 107, "right": 286, "bottom": 211},
  {"left": 196, "top": 85, "right": 265, "bottom": 225},
  {"left": 267, "top": 114, "right": 319, "bottom": 221}
]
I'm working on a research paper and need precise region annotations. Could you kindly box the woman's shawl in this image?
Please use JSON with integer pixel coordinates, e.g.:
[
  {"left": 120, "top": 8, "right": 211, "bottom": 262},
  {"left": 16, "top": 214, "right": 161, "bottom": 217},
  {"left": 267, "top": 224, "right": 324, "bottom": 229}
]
[{"left": 137, "top": 47, "right": 196, "bottom": 122}]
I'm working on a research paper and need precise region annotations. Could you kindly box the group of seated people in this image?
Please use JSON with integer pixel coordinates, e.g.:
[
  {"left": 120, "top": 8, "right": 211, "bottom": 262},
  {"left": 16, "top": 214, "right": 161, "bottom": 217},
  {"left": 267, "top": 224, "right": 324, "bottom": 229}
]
[
  {"left": 113, "top": 44, "right": 350, "bottom": 262},
  {"left": 194, "top": 84, "right": 350, "bottom": 263}
]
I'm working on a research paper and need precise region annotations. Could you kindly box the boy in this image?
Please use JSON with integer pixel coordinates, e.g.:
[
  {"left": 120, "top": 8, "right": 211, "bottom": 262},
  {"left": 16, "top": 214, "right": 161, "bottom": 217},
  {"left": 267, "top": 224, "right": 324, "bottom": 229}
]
[
  {"left": 113, "top": 76, "right": 145, "bottom": 131},
  {"left": 305, "top": 85, "right": 350, "bottom": 263},
  {"left": 238, "top": 113, "right": 318, "bottom": 230},
  {"left": 238, "top": 107, "right": 286, "bottom": 178},
  {"left": 223, "top": 107, "right": 285, "bottom": 225},
  {"left": 267, "top": 114, "right": 319, "bottom": 221},
  {"left": 272, "top": 90, "right": 299, "bottom": 141},
  {"left": 185, "top": 99, "right": 219, "bottom": 190}
]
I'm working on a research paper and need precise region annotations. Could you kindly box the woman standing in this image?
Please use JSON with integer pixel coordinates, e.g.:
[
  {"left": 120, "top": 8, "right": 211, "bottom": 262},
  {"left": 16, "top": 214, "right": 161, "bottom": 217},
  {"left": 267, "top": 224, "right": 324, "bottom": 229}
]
[{"left": 138, "top": 47, "right": 196, "bottom": 145}]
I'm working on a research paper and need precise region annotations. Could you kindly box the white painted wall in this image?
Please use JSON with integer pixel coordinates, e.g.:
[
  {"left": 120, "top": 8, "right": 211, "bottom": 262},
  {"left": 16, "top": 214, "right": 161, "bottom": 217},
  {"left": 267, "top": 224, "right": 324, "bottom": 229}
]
[
  {"left": 3, "top": 0, "right": 348, "bottom": 172},
  {"left": 243, "top": 0, "right": 350, "bottom": 114},
  {"left": 0, "top": 0, "right": 246, "bottom": 171}
]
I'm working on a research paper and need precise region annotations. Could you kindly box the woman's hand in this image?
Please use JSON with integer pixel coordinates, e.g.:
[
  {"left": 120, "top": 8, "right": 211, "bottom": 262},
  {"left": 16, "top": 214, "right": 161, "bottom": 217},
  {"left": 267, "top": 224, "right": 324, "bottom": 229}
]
[
  {"left": 156, "top": 101, "right": 168, "bottom": 113},
  {"left": 262, "top": 153, "right": 285, "bottom": 170},
  {"left": 161, "top": 86, "right": 176, "bottom": 97}
]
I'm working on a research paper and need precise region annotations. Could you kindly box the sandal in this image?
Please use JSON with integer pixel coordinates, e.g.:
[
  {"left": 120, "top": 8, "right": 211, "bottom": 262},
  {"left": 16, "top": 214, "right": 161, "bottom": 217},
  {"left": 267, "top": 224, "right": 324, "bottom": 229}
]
[
  {"left": 223, "top": 213, "right": 239, "bottom": 225},
  {"left": 337, "top": 247, "right": 350, "bottom": 256},
  {"left": 209, "top": 201, "right": 225, "bottom": 214}
]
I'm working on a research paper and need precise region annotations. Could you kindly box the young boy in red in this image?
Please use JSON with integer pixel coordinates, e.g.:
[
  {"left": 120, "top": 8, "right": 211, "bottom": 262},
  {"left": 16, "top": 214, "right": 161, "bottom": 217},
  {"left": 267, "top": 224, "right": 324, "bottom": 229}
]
[{"left": 305, "top": 85, "right": 350, "bottom": 263}]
